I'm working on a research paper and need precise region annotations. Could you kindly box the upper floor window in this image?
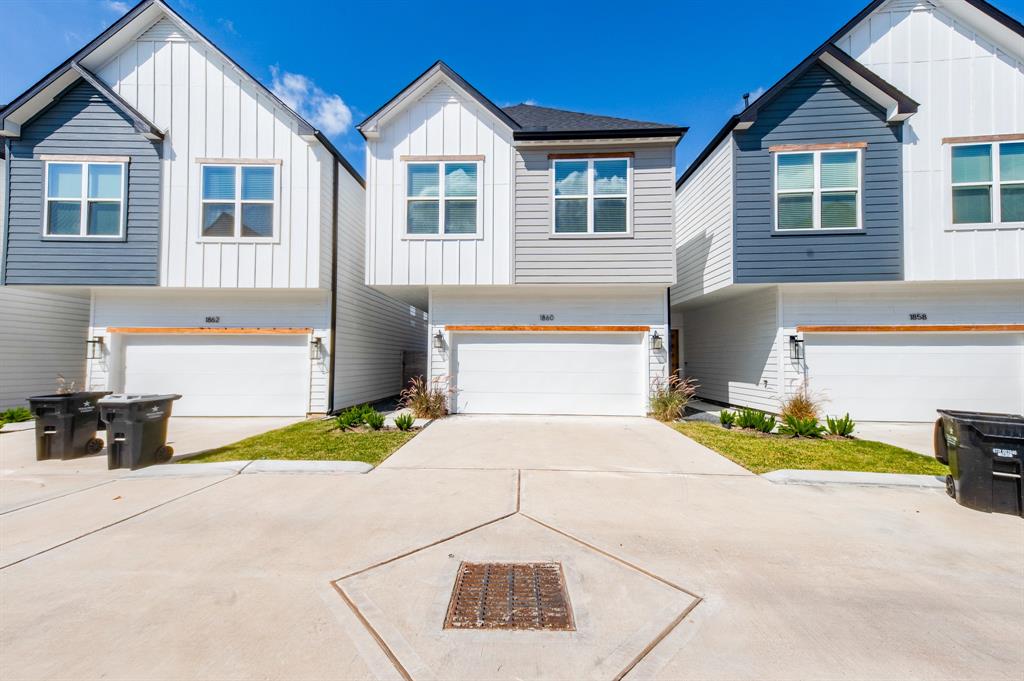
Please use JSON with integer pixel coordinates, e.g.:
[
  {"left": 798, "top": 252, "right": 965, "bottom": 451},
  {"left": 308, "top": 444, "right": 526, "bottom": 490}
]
[
  {"left": 44, "top": 160, "right": 125, "bottom": 238},
  {"left": 406, "top": 161, "right": 480, "bottom": 236},
  {"left": 951, "top": 142, "right": 1024, "bottom": 225},
  {"left": 775, "top": 150, "right": 861, "bottom": 231},
  {"left": 201, "top": 163, "right": 277, "bottom": 240},
  {"left": 553, "top": 158, "right": 630, "bottom": 234}
]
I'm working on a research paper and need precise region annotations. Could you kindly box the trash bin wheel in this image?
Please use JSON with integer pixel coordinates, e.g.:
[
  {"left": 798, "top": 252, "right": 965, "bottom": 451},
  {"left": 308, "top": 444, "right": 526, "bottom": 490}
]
[
  {"left": 157, "top": 445, "right": 174, "bottom": 462},
  {"left": 933, "top": 418, "right": 949, "bottom": 465},
  {"left": 945, "top": 475, "right": 956, "bottom": 499},
  {"left": 86, "top": 438, "right": 105, "bottom": 455}
]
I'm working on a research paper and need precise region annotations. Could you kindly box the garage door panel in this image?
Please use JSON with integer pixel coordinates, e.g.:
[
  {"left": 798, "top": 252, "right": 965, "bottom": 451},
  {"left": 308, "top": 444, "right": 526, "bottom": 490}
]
[
  {"left": 123, "top": 335, "right": 308, "bottom": 417},
  {"left": 806, "top": 333, "right": 1023, "bottom": 421},
  {"left": 453, "top": 333, "right": 645, "bottom": 416}
]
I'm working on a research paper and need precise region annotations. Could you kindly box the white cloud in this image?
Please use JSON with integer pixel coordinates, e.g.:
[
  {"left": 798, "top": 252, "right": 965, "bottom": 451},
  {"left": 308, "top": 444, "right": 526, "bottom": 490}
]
[
  {"left": 270, "top": 66, "right": 352, "bottom": 137},
  {"left": 523, "top": 98, "right": 539, "bottom": 106},
  {"left": 103, "top": 0, "right": 130, "bottom": 12},
  {"left": 218, "top": 18, "right": 237, "bottom": 35}
]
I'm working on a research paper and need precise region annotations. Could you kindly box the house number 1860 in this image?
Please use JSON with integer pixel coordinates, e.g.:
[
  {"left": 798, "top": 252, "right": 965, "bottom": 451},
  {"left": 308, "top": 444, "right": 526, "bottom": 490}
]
[{"left": 539, "top": 314, "right": 555, "bottom": 321}]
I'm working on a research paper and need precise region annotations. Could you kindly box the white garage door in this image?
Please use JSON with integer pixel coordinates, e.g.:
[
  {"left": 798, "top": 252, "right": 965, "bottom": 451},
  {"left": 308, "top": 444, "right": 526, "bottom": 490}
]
[
  {"left": 805, "top": 333, "right": 1024, "bottom": 422},
  {"left": 123, "top": 335, "right": 309, "bottom": 416},
  {"left": 452, "top": 333, "right": 645, "bottom": 416}
]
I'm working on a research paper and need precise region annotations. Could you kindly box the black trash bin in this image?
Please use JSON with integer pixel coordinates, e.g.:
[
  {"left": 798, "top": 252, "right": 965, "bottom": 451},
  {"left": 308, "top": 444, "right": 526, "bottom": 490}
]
[
  {"left": 937, "top": 410, "right": 1024, "bottom": 517},
  {"left": 99, "top": 394, "right": 182, "bottom": 470},
  {"left": 28, "top": 392, "right": 112, "bottom": 461}
]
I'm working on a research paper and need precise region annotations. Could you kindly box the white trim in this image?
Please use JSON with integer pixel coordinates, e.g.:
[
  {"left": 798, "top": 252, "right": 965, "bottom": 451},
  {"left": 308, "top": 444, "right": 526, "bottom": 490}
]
[
  {"left": 550, "top": 157, "right": 633, "bottom": 235},
  {"left": 38, "top": 154, "right": 131, "bottom": 163},
  {"left": 947, "top": 140, "right": 1024, "bottom": 229},
  {"left": 773, "top": 149, "right": 863, "bottom": 232},
  {"left": 42, "top": 159, "right": 127, "bottom": 240},
  {"left": 195, "top": 157, "right": 283, "bottom": 166},
  {"left": 403, "top": 159, "right": 483, "bottom": 239},
  {"left": 197, "top": 162, "right": 280, "bottom": 244}
]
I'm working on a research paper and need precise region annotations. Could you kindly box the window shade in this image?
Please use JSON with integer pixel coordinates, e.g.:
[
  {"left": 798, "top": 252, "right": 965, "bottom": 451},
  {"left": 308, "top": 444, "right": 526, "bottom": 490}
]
[
  {"left": 777, "top": 194, "right": 813, "bottom": 229},
  {"left": 49, "top": 164, "right": 82, "bottom": 199},
  {"left": 47, "top": 202, "right": 81, "bottom": 234},
  {"left": 241, "top": 204, "right": 273, "bottom": 237},
  {"left": 554, "top": 162, "right": 588, "bottom": 196},
  {"left": 444, "top": 200, "right": 476, "bottom": 234},
  {"left": 554, "top": 198, "right": 587, "bottom": 233},
  {"left": 202, "top": 204, "right": 235, "bottom": 237},
  {"left": 1000, "top": 143, "right": 1024, "bottom": 183},
  {"left": 594, "top": 198, "right": 627, "bottom": 232},
  {"left": 407, "top": 200, "right": 439, "bottom": 234},
  {"left": 821, "top": 192, "right": 858, "bottom": 228},
  {"left": 88, "top": 202, "right": 121, "bottom": 235},
  {"left": 203, "top": 166, "right": 236, "bottom": 200},
  {"left": 777, "top": 154, "right": 814, "bottom": 190},
  {"left": 88, "top": 165, "right": 122, "bottom": 199},
  {"left": 242, "top": 167, "right": 274, "bottom": 200},
  {"left": 1001, "top": 185, "right": 1024, "bottom": 222},
  {"left": 820, "top": 152, "right": 857, "bottom": 188},
  {"left": 445, "top": 164, "right": 477, "bottom": 197},
  {"left": 594, "top": 160, "right": 627, "bottom": 195},
  {"left": 408, "top": 165, "right": 439, "bottom": 198},
  {"left": 952, "top": 145, "right": 992, "bottom": 183},
  {"left": 952, "top": 186, "right": 992, "bottom": 224}
]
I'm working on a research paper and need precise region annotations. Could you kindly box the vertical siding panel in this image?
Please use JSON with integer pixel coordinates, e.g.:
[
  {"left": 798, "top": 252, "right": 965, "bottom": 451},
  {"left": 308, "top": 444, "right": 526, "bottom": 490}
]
[
  {"left": 288, "top": 128, "right": 308, "bottom": 287},
  {"left": 166, "top": 41, "right": 190, "bottom": 286},
  {"left": 272, "top": 114, "right": 292, "bottom": 287},
  {"left": 185, "top": 42, "right": 207, "bottom": 287}
]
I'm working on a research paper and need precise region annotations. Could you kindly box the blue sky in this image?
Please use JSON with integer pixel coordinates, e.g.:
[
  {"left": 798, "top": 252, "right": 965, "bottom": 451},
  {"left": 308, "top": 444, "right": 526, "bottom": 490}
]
[{"left": 3, "top": 0, "right": 1022, "bottom": 177}]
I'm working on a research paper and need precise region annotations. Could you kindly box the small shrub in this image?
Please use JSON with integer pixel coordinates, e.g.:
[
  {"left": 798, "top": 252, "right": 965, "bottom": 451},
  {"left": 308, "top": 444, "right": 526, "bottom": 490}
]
[
  {"left": 364, "top": 410, "right": 385, "bottom": 431},
  {"left": 648, "top": 375, "right": 700, "bottom": 422},
  {"left": 736, "top": 408, "right": 776, "bottom": 433},
  {"left": 400, "top": 376, "right": 451, "bottom": 419},
  {"left": 719, "top": 409, "right": 736, "bottom": 428},
  {"left": 780, "top": 382, "right": 824, "bottom": 421},
  {"left": 826, "top": 413, "right": 856, "bottom": 437},
  {"left": 337, "top": 405, "right": 366, "bottom": 430},
  {"left": 0, "top": 406, "right": 32, "bottom": 426},
  {"left": 778, "top": 414, "right": 825, "bottom": 438},
  {"left": 394, "top": 413, "right": 415, "bottom": 432}
]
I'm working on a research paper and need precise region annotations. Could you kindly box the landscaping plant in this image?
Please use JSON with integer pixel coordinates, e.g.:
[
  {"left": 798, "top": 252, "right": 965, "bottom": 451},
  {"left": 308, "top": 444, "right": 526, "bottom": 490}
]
[
  {"left": 719, "top": 409, "right": 736, "bottom": 428},
  {"left": 400, "top": 376, "right": 451, "bottom": 419},
  {"left": 394, "top": 413, "right": 415, "bottom": 432},
  {"left": 778, "top": 414, "right": 825, "bottom": 438},
  {"left": 364, "top": 410, "right": 386, "bottom": 431},
  {"left": 337, "top": 405, "right": 367, "bottom": 430},
  {"left": 826, "top": 413, "right": 856, "bottom": 437},
  {"left": 648, "top": 375, "right": 700, "bottom": 422},
  {"left": 780, "top": 381, "right": 823, "bottom": 421},
  {"left": 0, "top": 406, "right": 32, "bottom": 427},
  {"left": 735, "top": 408, "right": 776, "bottom": 433}
]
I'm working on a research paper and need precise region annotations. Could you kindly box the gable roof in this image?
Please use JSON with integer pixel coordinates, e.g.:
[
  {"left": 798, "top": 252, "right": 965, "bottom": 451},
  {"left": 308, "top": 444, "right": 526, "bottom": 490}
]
[
  {"left": 0, "top": 0, "right": 362, "bottom": 185},
  {"left": 359, "top": 61, "right": 686, "bottom": 143},
  {"left": 504, "top": 104, "right": 686, "bottom": 141}
]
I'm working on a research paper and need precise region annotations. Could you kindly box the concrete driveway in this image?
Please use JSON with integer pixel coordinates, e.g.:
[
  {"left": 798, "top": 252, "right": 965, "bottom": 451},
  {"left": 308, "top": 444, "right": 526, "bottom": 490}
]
[{"left": 1, "top": 416, "right": 1021, "bottom": 680}]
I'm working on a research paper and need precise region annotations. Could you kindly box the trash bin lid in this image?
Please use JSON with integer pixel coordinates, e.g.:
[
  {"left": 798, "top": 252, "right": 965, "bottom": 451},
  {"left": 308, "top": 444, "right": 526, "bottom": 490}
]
[
  {"left": 937, "top": 410, "right": 1024, "bottom": 441},
  {"left": 98, "top": 394, "right": 183, "bottom": 405}
]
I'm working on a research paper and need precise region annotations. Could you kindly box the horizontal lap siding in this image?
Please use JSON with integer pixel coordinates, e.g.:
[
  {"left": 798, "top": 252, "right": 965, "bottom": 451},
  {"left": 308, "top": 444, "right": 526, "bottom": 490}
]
[
  {"left": 672, "top": 136, "right": 734, "bottom": 304},
  {"left": 334, "top": 166, "right": 428, "bottom": 409},
  {"left": 733, "top": 64, "right": 903, "bottom": 283},
  {"left": 514, "top": 145, "right": 676, "bottom": 284},
  {"left": 0, "top": 288, "right": 90, "bottom": 409},
  {"left": 4, "top": 81, "right": 161, "bottom": 285}
]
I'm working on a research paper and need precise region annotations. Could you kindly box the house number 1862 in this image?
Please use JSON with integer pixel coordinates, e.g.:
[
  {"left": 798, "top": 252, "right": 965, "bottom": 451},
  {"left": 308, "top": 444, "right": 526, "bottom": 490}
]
[{"left": 205, "top": 316, "right": 221, "bottom": 323}]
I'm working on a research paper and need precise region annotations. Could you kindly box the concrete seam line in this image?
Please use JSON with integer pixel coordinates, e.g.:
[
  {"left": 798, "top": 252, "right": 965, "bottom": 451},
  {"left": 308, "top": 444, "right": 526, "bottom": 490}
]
[
  {"left": 613, "top": 596, "right": 703, "bottom": 681},
  {"left": 375, "top": 465, "right": 754, "bottom": 477},
  {"left": 0, "top": 476, "right": 234, "bottom": 571},
  {"left": 330, "top": 581, "right": 413, "bottom": 681},
  {"left": 519, "top": 512, "right": 702, "bottom": 598},
  {"left": 0, "top": 479, "right": 117, "bottom": 516}
]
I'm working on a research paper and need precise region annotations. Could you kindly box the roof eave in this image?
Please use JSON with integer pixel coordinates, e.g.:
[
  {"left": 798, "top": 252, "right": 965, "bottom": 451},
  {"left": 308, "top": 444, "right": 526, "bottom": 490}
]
[{"left": 513, "top": 127, "right": 687, "bottom": 142}]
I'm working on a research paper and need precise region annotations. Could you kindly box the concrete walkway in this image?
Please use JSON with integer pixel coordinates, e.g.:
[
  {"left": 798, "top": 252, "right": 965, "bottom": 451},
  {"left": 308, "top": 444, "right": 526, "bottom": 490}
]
[
  {"left": 855, "top": 421, "right": 937, "bottom": 457},
  {"left": 1, "top": 416, "right": 1021, "bottom": 680}
]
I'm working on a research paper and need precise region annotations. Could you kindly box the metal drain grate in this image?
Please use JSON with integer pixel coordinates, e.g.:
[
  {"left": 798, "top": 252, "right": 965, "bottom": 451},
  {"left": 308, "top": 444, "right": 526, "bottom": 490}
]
[{"left": 444, "top": 562, "right": 574, "bottom": 631}]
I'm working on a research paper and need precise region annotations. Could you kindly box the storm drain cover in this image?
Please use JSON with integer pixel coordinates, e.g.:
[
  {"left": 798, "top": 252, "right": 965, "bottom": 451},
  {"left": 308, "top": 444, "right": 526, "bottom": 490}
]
[{"left": 444, "top": 562, "right": 574, "bottom": 631}]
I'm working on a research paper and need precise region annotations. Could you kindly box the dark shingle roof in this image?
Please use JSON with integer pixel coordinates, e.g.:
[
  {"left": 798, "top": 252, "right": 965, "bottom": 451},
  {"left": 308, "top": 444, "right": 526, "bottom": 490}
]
[{"left": 503, "top": 103, "right": 685, "bottom": 140}]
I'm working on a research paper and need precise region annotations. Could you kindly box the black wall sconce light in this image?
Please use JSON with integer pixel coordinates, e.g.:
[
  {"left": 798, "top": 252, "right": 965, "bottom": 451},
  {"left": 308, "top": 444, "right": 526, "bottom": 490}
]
[
  {"left": 86, "top": 336, "right": 104, "bottom": 360},
  {"left": 788, "top": 335, "right": 805, "bottom": 361},
  {"left": 432, "top": 330, "right": 445, "bottom": 351},
  {"left": 651, "top": 330, "right": 664, "bottom": 351}
]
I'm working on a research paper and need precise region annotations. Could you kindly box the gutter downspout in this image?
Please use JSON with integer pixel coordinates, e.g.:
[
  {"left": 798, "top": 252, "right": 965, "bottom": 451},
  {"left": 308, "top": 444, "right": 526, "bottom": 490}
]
[
  {"left": 327, "top": 159, "right": 340, "bottom": 414},
  {"left": 1, "top": 139, "right": 10, "bottom": 285}
]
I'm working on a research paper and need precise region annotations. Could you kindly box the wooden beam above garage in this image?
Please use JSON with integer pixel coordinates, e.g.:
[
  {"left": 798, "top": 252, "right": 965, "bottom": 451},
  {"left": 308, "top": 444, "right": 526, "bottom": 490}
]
[
  {"left": 444, "top": 325, "right": 650, "bottom": 332},
  {"left": 107, "top": 327, "right": 313, "bottom": 335},
  {"left": 796, "top": 324, "right": 1024, "bottom": 333}
]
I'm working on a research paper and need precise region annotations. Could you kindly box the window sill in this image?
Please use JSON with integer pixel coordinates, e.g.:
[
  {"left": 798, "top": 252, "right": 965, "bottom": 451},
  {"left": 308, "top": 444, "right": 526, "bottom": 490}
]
[
  {"left": 770, "top": 228, "right": 865, "bottom": 236},
  {"left": 197, "top": 237, "right": 281, "bottom": 245},
  {"left": 41, "top": 234, "right": 127, "bottom": 242},
  {"left": 548, "top": 232, "right": 634, "bottom": 240},
  {"left": 401, "top": 233, "right": 483, "bottom": 241},
  {"left": 944, "top": 222, "right": 1024, "bottom": 232}
]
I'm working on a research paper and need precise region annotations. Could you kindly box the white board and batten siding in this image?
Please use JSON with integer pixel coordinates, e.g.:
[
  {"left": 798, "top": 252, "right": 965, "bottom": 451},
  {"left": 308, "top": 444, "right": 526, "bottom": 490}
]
[
  {"left": 365, "top": 83, "right": 514, "bottom": 287},
  {"left": 86, "top": 289, "right": 332, "bottom": 413},
  {"left": 836, "top": 0, "right": 1024, "bottom": 281},
  {"left": 94, "top": 17, "right": 330, "bottom": 289},
  {"left": 672, "top": 135, "right": 734, "bottom": 305},
  {"left": 428, "top": 286, "right": 669, "bottom": 412},
  {"left": 0, "top": 288, "right": 90, "bottom": 410},
  {"left": 334, "top": 165, "right": 428, "bottom": 409}
]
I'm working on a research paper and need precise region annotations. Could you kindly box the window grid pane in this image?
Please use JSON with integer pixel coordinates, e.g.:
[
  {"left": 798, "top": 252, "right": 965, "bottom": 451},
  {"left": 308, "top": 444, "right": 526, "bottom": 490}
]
[
  {"left": 594, "top": 198, "right": 627, "bottom": 232},
  {"left": 777, "top": 154, "right": 814, "bottom": 190},
  {"left": 1000, "top": 143, "right": 1024, "bottom": 183},
  {"left": 555, "top": 198, "right": 587, "bottom": 233},
  {"left": 444, "top": 200, "right": 477, "bottom": 234},
  {"left": 203, "top": 203, "right": 236, "bottom": 237},
  {"left": 407, "top": 200, "right": 440, "bottom": 234},
  {"left": 47, "top": 201, "right": 81, "bottom": 235},
  {"left": 554, "top": 161, "right": 588, "bottom": 196},
  {"left": 241, "top": 167, "right": 274, "bottom": 201},
  {"left": 777, "top": 194, "right": 814, "bottom": 230},
  {"left": 952, "top": 145, "right": 992, "bottom": 184},
  {"left": 48, "top": 164, "right": 82, "bottom": 199},
  {"left": 594, "top": 160, "right": 627, "bottom": 195},
  {"left": 203, "top": 166, "right": 236, "bottom": 200},
  {"left": 88, "top": 165, "right": 122, "bottom": 199},
  {"left": 241, "top": 203, "right": 273, "bottom": 237},
  {"left": 87, "top": 202, "right": 121, "bottom": 235},
  {"left": 820, "top": 192, "right": 858, "bottom": 229},
  {"left": 820, "top": 152, "right": 858, "bottom": 188},
  {"left": 444, "top": 163, "right": 477, "bottom": 198},
  {"left": 408, "top": 165, "right": 439, "bottom": 198},
  {"left": 952, "top": 186, "right": 992, "bottom": 224},
  {"left": 1000, "top": 184, "right": 1024, "bottom": 223}
]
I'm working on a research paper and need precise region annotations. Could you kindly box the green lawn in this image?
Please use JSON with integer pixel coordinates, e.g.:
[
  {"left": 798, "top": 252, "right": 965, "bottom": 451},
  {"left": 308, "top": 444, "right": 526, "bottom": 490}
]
[
  {"left": 181, "top": 418, "right": 417, "bottom": 466},
  {"left": 673, "top": 421, "right": 948, "bottom": 475}
]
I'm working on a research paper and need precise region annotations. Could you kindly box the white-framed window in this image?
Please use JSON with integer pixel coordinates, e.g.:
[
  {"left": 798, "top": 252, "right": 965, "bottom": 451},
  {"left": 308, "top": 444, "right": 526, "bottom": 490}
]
[
  {"left": 406, "top": 161, "right": 481, "bottom": 236},
  {"left": 774, "top": 149, "right": 862, "bottom": 231},
  {"left": 552, "top": 157, "right": 630, "bottom": 234},
  {"left": 200, "top": 163, "right": 277, "bottom": 240},
  {"left": 951, "top": 141, "right": 1024, "bottom": 225},
  {"left": 43, "top": 160, "right": 126, "bottom": 238}
]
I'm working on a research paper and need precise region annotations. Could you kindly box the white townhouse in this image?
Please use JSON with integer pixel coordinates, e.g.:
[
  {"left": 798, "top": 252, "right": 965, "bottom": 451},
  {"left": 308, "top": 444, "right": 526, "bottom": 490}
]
[
  {"left": 359, "top": 63, "right": 685, "bottom": 416},
  {"left": 0, "top": 0, "right": 426, "bottom": 416},
  {"left": 672, "top": 0, "right": 1024, "bottom": 421}
]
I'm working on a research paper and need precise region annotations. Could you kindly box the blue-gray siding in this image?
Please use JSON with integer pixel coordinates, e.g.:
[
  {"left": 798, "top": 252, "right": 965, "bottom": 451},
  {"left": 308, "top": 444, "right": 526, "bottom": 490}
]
[
  {"left": 3, "top": 80, "right": 161, "bottom": 285},
  {"left": 732, "top": 64, "right": 903, "bottom": 282}
]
